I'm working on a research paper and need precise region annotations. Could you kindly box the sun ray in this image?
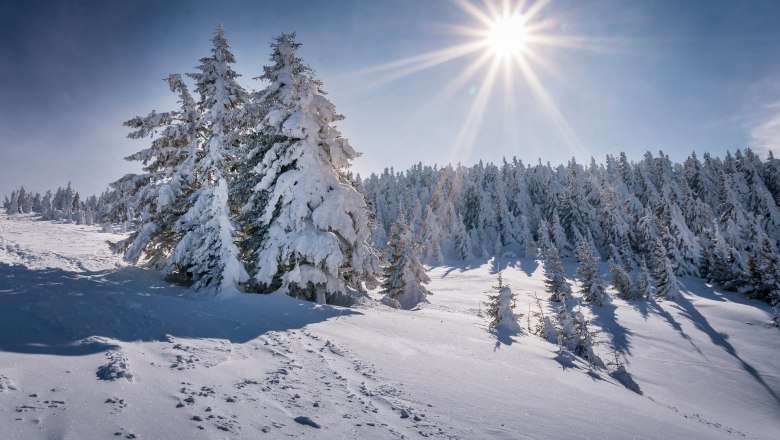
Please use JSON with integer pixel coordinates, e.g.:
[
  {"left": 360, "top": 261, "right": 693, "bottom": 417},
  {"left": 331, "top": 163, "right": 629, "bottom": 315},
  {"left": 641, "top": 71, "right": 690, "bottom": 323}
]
[
  {"left": 450, "top": 56, "right": 502, "bottom": 163},
  {"left": 455, "top": 0, "right": 497, "bottom": 27},
  {"left": 481, "top": 0, "right": 501, "bottom": 23},
  {"left": 522, "top": 0, "right": 552, "bottom": 23},
  {"left": 521, "top": 45, "right": 562, "bottom": 81},
  {"left": 339, "top": 41, "right": 487, "bottom": 80},
  {"left": 335, "top": 0, "right": 592, "bottom": 165},
  {"left": 502, "top": 53, "right": 521, "bottom": 153},
  {"left": 414, "top": 50, "right": 495, "bottom": 120},
  {"left": 434, "top": 23, "right": 492, "bottom": 39},
  {"left": 528, "top": 34, "right": 617, "bottom": 52},
  {"left": 514, "top": 55, "right": 583, "bottom": 156}
]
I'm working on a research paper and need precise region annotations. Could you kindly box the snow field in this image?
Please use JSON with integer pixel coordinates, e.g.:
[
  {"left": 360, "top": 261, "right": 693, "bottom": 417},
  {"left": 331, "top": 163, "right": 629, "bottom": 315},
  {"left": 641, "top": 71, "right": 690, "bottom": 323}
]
[{"left": 1, "top": 214, "right": 778, "bottom": 439}]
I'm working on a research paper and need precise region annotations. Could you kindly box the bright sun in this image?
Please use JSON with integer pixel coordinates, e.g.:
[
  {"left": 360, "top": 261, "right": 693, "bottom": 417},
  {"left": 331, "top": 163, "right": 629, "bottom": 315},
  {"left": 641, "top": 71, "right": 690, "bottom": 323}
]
[
  {"left": 486, "top": 14, "right": 527, "bottom": 57},
  {"left": 345, "top": 0, "right": 595, "bottom": 160}
]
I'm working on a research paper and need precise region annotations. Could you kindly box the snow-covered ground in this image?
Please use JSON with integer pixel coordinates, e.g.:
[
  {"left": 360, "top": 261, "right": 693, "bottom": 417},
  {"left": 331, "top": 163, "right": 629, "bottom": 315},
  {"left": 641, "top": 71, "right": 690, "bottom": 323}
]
[{"left": 1, "top": 213, "right": 778, "bottom": 439}]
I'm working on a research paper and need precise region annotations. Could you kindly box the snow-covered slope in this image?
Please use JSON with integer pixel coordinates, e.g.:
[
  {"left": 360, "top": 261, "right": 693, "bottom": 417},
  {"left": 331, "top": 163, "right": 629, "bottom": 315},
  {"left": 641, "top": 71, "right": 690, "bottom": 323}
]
[{"left": 1, "top": 214, "right": 778, "bottom": 439}]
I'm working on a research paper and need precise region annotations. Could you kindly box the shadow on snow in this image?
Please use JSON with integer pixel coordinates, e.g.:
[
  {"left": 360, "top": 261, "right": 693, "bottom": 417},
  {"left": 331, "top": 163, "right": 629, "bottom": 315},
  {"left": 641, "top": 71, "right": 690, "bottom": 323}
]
[
  {"left": 671, "top": 293, "right": 780, "bottom": 407},
  {"left": 0, "top": 263, "right": 359, "bottom": 357},
  {"left": 589, "top": 303, "right": 634, "bottom": 356}
]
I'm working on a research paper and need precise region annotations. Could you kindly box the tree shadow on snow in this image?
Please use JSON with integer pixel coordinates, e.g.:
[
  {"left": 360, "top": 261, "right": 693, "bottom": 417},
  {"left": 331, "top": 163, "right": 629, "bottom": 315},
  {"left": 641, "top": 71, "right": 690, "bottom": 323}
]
[
  {"left": 649, "top": 299, "right": 705, "bottom": 357},
  {"left": 496, "top": 257, "right": 539, "bottom": 278},
  {"left": 553, "top": 352, "right": 578, "bottom": 371},
  {"left": 670, "top": 294, "right": 780, "bottom": 407},
  {"left": 491, "top": 327, "right": 517, "bottom": 350},
  {"left": 628, "top": 299, "right": 651, "bottom": 321},
  {"left": 589, "top": 304, "right": 634, "bottom": 356},
  {"left": 437, "top": 255, "right": 540, "bottom": 278},
  {"left": 0, "top": 263, "right": 359, "bottom": 357}
]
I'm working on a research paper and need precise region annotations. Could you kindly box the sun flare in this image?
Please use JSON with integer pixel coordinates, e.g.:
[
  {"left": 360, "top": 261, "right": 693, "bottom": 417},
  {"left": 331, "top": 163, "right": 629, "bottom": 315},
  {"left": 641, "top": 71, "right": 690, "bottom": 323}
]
[
  {"left": 342, "top": 0, "right": 599, "bottom": 160},
  {"left": 486, "top": 14, "right": 527, "bottom": 58}
]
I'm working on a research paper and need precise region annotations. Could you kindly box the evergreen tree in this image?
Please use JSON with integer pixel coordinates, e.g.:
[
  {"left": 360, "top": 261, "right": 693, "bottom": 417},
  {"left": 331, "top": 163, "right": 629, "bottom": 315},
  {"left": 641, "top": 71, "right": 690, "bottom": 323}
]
[
  {"left": 114, "top": 73, "right": 202, "bottom": 270},
  {"left": 486, "top": 272, "right": 521, "bottom": 334},
  {"left": 544, "top": 242, "right": 572, "bottom": 302},
  {"left": 609, "top": 256, "right": 633, "bottom": 300},
  {"left": 536, "top": 219, "right": 553, "bottom": 258},
  {"left": 651, "top": 238, "right": 679, "bottom": 300},
  {"left": 247, "top": 33, "right": 379, "bottom": 303},
  {"left": 576, "top": 239, "right": 610, "bottom": 306},
  {"left": 452, "top": 215, "right": 473, "bottom": 260},
  {"left": 485, "top": 272, "right": 521, "bottom": 333},
  {"left": 19, "top": 187, "right": 33, "bottom": 213},
  {"left": 746, "top": 233, "right": 780, "bottom": 301},
  {"left": 166, "top": 26, "right": 250, "bottom": 292},
  {"left": 112, "top": 27, "right": 249, "bottom": 292},
  {"left": 550, "top": 208, "right": 572, "bottom": 257},
  {"left": 633, "top": 258, "right": 653, "bottom": 300},
  {"left": 32, "top": 193, "right": 42, "bottom": 213},
  {"left": 571, "top": 306, "right": 602, "bottom": 367},
  {"left": 6, "top": 191, "right": 18, "bottom": 215},
  {"left": 41, "top": 191, "right": 52, "bottom": 218},
  {"left": 380, "top": 217, "right": 431, "bottom": 309},
  {"left": 419, "top": 205, "right": 445, "bottom": 265}
]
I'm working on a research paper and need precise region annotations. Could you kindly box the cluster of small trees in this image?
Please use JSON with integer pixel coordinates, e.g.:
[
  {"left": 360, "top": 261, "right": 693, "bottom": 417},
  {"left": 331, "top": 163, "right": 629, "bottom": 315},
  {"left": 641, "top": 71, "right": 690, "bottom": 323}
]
[
  {"left": 112, "top": 28, "right": 379, "bottom": 303},
  {"left": 3, "top": 183, "right": 126, "bottom": 226}
]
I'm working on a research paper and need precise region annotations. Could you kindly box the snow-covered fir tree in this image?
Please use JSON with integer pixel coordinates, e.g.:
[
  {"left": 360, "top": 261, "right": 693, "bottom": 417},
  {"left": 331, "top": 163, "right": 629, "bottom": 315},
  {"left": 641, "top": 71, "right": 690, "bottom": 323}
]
[
  {"left": 485, "top": 271, "right": 521, "bottom": 333},
  {"left": 380, "top": 216, "right": 431, "bottom": 309},
  {"left": 609, "top": 256, "right": 633, "bottom": 300},
  {"left": 116, "top": 73, "right": 202, "bottom": 269},
  {"left": 632, "top": 258, "right": 653, "bottom": 300},
  {"left": 651, "top": 237, "right": 680, "bottom": 300},
  {"left": 542, "top": 303, "right": 601, "bottom": 367},
  {"left": 245, "top": 33, "right": 379, "bottom": 303},
  {"left": 5, "top": 191, "right": 18, "bottom": 215},
  {"left": 544, "top": 242, "right": 572, "bottom": 302},
  {"left": 745, "top": 231, "right": 780, "bottom": 302},
  {"left": 570, "top": 306, "right": 602, "bottom": 367},
  {"left": 167, "top": 26, "right": 250, "bottom": 292},
  {"left": 576, "top": 238, "right": 610, "bottom": 306},
  {"left": 117, "top": 26, "right": 249, "bottom": 293}
]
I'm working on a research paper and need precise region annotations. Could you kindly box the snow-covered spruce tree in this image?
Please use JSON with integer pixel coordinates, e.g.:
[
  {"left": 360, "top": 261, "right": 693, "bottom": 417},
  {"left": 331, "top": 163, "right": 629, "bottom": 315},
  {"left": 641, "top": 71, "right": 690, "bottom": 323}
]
[
  {"left": 544, "top": 242, "right": 572, "bottom": 302},
  {"left": 116, "top": 74, "right": 202, "bottom": 269},
  {"left": 570, "top": 306, "right": 602, "bottom": 367},
  {"left": 546, "top": 302, "right": 602, "bottom": 367},
  {"left": 419, "top": 204, "right": 445, "bottom": 265},
  {"left": 536, "top": 219, "right": 553, "bottom": 259},
  {"left": 19, "top": 187, "right": 33, "bottom": 213},
  {"left": 165, "top": 26, "right": 250, "bottom": 292},
  {"left": 609, "top": 256, "right": 632, "bottom": 300},
  {"left": 485, "top": 272, "right": 521, "bottom": 333},
  {"left": 32, "top": 193, "right": 42, "bottom": 213},
  {"left": 6, "top": 190, "right": 18, "bottom": 215},
  {"left": 651, "top": 237, "right": 680, "bottom": 300},
  {"left": 550, "top": 208, "right": 573, "bottom": 257},
  {"left": 745, "top": 232, "right": 780, "bottom": 302},
  {"left": 576, "top": 238, "right": 610, "bottom": 306},
  {"left": 246, "top": 33, "right": 379, "bottom": 303},
  {"left": 380, "top": 216, "right": 431, "bottom": 309},
  {"left": 633, "top": 257, "right": 653, "bottom": 300}
]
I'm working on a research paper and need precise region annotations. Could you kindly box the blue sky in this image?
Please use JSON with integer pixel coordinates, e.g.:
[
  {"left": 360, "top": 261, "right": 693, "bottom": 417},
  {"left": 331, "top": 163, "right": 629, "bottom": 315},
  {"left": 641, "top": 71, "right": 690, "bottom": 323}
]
[{"left": 1, "top": 0, "right": 780, "bottom": 197}]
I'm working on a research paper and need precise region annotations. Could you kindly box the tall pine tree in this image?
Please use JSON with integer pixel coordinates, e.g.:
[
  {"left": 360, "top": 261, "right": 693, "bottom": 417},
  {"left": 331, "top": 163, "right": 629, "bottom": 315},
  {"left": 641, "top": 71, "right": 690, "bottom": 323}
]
[{"left": 246, "top": 33, "right": 379, "bottom": 303}]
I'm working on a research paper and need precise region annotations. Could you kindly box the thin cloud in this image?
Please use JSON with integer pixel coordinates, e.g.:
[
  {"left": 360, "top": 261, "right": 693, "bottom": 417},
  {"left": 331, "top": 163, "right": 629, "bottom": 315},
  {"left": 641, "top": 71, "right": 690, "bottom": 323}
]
[
  {"left": 746, "top": 78, "right": 780, "bottom": 155},
  {"left": 749, "top": 102, "right": 780, "bottom": 154}
]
